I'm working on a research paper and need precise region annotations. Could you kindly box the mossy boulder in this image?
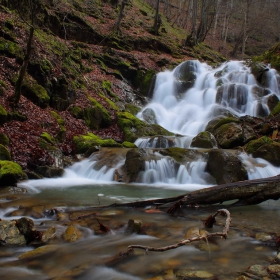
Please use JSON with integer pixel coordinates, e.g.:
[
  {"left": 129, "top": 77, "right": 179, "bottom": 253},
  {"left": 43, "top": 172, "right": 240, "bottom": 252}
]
[
  {"left": 0, "top": 144, "right": 11, "bottom": 160},
  {"left": 206, "top": 150, "right": 248, "bottom": 184},
  {"left": 245, "top": 136, "right": 280, "bottom": 166},
  {"left": 270, "top": 101, "right": 280, "bottom": 116},
  {"left": 0, "top": 133, "right": 9, "bottom": 146},
  {"left": 213, "top": 122, "right": 256, "bottom": 149},
  {"left": 50, "top": 111, "right": 66, "bottom": 142},
  {"left": 122, "top": 141, "right": 137, "bottom": 148},
  {"left": 190, "top": 131, "right": 217, "bottom": 148},
  {"left": 68, "top": 105, "right": 84, "bottom": 119},
  {"left": 205, "top": 116, "right": 240, "bottom": 133},
  {"left": 250, "top": 61, "right": 270, "bottom": 86},
  {"left": 0, "top": 160, "right": 24, "bottom": 186},
  {"left": 117, "top": 111, "right": 173, "bottom": 142},
  {"left": 0, "top": 104, "right": 8, "bottom": 125},
  {"left": 73, "top": 133, "right": 122, "bottom": 154},
  {"left": 21, "top": 79, "right": 50, "bottom": 108}
]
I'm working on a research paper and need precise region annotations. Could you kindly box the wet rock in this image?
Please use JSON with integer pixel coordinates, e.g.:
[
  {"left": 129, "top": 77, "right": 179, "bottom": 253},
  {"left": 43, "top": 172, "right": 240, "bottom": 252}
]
[
  {"left": 62, "top": 224, "right": 83, "bottom": 242},
  {"left": 127, "top": 219, "right": 142, "bottom": 233},
  {"left": 267, "top": 264, "right": 280, "bottom": 276},
  {"left": 267, "top": 94, "right": 279, "bottom": 111},
  {"left": 213, "top": 122, "right": 256, "bottom": 149},
  {"left": 250, "top": 62, "right": 270, "bottom": 86},
  {"left": 206, "top": 150, "right": 248, "bottom": 184},
  {"left": 0, "top": 220, "right": 26, "bottom": 245},
  {"left": 176, "top": 269, "right": 214, "bottom": 279},
  {"left": 173, "top": 60, "right": 199, "bottom": 94},
  {"left": 190, "top": 131, "right": 217, "bottom": 148},
  {"left": 18, "top": 245, "right": 58, "bottom": 259},
  {"left": 196, "top": 242, "right": 220, "bottom": 252},
  {"left": 246, "top": 264, "right": 268, "bottom": 277},
  {"left": 184, "top": 227, "right": 209, "bottom": 239},
  {"left": 245, "top": 136, "right": 280, "bottom": 166},
  {"left": 34, "top": 166, "right": 64, "bottom": 178},
  {"left": 255, "top": 232, "right": 272, "bottom": 242},
  {"left": 142, "top": 108, "right": 157, "bottom": 124},
  {"left": 41, "top": 226, "right": 56, "bottom": 243},
  {"left": 16, "top": 217, "right": 42, "bottom": 244},
  {"left": 275, "top": 253, "right": 280, "bottom": 264}
]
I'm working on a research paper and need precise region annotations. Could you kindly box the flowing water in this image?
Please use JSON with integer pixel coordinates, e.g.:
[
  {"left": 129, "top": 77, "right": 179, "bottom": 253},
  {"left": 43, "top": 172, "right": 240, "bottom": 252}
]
[{"left": 1, "top": 60, "right": 280, "bottom": 279}]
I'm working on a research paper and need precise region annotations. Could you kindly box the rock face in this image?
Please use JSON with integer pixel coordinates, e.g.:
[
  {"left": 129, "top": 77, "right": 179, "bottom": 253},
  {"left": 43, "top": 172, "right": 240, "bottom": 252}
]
[{"left": 206, "top": 150, "right": 248, "bottom": 184}]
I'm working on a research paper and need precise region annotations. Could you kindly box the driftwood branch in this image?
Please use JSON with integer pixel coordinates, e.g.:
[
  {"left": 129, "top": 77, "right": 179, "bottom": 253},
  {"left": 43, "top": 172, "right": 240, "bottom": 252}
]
[{"left": 106, "top": 209, "right": 231, "bottom": 265}]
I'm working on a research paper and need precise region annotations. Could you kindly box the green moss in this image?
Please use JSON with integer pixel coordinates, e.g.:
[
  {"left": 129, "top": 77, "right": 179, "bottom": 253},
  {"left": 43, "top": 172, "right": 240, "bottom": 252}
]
[
  {"left": 21, "top": 78, "right": 50, "bottom": 108},
  {"left": 50, "top": 111, "right": 66, "bottom": 142},
  {"left": 50, "top": 111, "right": 65, "bottom": 126},
  {"left": 0, "top": 38, "right": 23, "bottom": 58},
  {"left": 122, "top": 141, "right": 137, "bottom": 148},
  {"left": 125, "top": 104, "right": 141, "bottom": 115},
  {"left": 0, "top": 104, "right": 8, "bottom": 124},
  {"left": 254, "top": 43, "right": 280, "bottom": 72},
  {"left": 73, "top": 133, "right": 122, "bottom": 153},
  {"left": 212, "top": 117, "right": 240, "bottom": 131},
  {"left": 0, "top": 80, "right": 7, "bottom": 89},
  {"left": 0, "top": 133, "right": 9, "bottom": 146},
  {"left": 270, "top": 101, "right": 280, "bottom": 116},
  {"left": 244, "top": 136, "right": 273, "bottom": 154},
  {"left": 68, "top": 105, "right": 84, "bottom": 119},
  {"left": 0, "top": 160, "right": 24, "bottom": 186},
  {"left": 134, "top": 69, "right": 156, "bottom": 96},
  {"left": 102, "top": 80, "right": 119, "bottom": 100},
  {"left": 117, "top": 111, "right": 173, "bottom": 142},
  {"left": 103, "top": 97, "right": 120, "bottom": 111},
  {"left": 0, "top": 144, "right": 11, "bottom": 161},
  {"left": 40, "top": 132, "right": 55, "bottom": 144}
]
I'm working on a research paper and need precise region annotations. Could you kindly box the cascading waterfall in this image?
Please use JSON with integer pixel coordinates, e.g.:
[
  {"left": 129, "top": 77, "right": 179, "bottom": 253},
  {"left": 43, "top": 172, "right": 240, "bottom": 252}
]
[
  {"left": 137, "top": 60, "right": 280, "bottom": 138},
  {"left": 19, "top": 60, "right": 280, "bottom": 192}
]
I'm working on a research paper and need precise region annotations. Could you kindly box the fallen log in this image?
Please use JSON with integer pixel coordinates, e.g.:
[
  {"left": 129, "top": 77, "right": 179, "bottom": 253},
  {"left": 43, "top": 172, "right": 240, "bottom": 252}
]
[{"left": 99, "top": 175, "right": 280, "bottom": 210}]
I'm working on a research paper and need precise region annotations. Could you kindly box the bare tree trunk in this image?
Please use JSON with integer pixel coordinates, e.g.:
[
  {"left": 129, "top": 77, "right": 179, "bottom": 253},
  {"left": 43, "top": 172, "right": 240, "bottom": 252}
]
[
  {"left": 153, "top": 0, "right": 161, "bottom": 35},
  {"left": 14, "top": 26, "right": 34, "bottom": 104},
  {"left": 115, "top": 0, "right": 127, "bottom": 34}
]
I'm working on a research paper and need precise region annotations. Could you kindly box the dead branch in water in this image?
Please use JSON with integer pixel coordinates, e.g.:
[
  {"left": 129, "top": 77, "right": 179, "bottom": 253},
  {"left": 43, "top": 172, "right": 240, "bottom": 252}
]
[{"left": 106, "top": 209, "right": 231, "bottom": 265}]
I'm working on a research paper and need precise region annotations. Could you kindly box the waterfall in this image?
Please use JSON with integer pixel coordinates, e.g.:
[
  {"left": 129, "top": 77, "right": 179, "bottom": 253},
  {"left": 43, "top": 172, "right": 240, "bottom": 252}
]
[{"left": 137, "top": 60, "right": 280, "bottom": 137}]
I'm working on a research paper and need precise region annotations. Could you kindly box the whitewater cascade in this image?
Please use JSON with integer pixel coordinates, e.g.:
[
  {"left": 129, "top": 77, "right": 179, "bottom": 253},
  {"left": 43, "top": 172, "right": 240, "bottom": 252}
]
[
  {"left": 137, "top": 60, "right": 280, "bottom": 138},
  {"left": 19, "top": 60, "right": 280, "bottom": 192}
]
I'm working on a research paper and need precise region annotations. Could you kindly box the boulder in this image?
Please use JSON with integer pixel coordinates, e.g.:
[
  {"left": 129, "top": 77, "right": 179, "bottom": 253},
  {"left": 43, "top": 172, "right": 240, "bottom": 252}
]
[
  {"left": 267, "top": 94, "right": 279, "bottom": 111},
  {"left": 173, "top": 60, "right": 199, "bottom": 94},
  {"left": 34, "top": 166, "right": 64, "bottom": 178},
  {"left": 62, "top": 224, "right": 83, "bottom": 242},
  {"left": 142, "top": 108, "right": 157, "bottom": 124},
  {"left": 0, "top": 220, "right": 26, "bottom": 245},
  {"left": 250, "top": 62, "right": 270, "bottom": 87},
  {"left": 206, "top": 150, "right": 248, "bottom": 184},
  {"left": 0, "top": 144, "right": 11, "bottom": 160},
  {"left": 190, "top": 131, "right": 217, "bottom": 148},
  {"left": 0, "top": 160, "right": 25, "bottom": 186}
]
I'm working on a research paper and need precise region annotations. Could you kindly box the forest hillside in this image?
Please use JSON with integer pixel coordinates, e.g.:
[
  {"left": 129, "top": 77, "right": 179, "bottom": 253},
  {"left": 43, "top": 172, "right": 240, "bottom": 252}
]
[{"left": 0, "top": 0, "right": 279, "bottom": 183}]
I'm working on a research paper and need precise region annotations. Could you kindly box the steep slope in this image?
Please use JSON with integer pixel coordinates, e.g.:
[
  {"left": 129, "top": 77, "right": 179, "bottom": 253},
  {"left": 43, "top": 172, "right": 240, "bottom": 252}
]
[{"left": 0, "top": 0, "right": 225, "bottom": 178}]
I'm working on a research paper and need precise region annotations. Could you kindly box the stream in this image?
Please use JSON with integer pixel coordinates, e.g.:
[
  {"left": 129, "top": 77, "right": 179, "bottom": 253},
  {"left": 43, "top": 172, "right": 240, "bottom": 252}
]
[{"left": 1, "top": 60, "right": 280, "bottom": 279}]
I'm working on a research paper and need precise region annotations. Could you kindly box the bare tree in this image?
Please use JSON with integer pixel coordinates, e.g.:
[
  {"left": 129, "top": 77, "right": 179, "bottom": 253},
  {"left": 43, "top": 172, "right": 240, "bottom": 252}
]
[
  {"left": 12, "top": 0, "right": 40, "bottom": 105},
  {"left": 115, "top": 0, "right": 129, "bottom": 35}
]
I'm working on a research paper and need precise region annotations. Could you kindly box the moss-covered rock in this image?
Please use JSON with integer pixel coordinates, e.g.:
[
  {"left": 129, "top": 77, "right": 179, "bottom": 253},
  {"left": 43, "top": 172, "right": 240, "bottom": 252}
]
[
  {"left": 245, "top": 136, "right": 280, "bottom": 166},
  {"left": 0, "top": 160, "right": 24, "bottom": 186},
  {"left": 0, "top": 104, "right": 8, "bottom": 125},
  {"left": 122, "top": 141, "right": 137, "bottom": 148},
  {"left": 270, "top": 101, "right": 280, "bottom": 116},
  {"left": 190, "top": 131, "right": 217, "bottom": 148},
  {"left": 0, "top": 144, "right": 11, "bottom": 160},
  {"left": 50, "top": 111, "right": 66, "bottom": 142},
  {"left": 125, "top": 104, "right": 141, "bottom": 115},
  {"left": 68, "top": 105, "right": 84, "bottom": 119},
  {"left": 40, "top": 132, "right": 55, "bottom": 144},
  {"left": 205, "top": 116, "right": 240, "bottom": 133},
  {"left": 21, "top": 79, "right": 50, "bottom": 108},
  {"left": 73, "top": 133, "right": 122, "bottom": 154},
  {"left": 0, "top": 38, "right": 23, "bottom": 59},
  {"left": 117, "top": 111, "right": 173, "bottom": 142},
  {"left": 0, "top": 133, "right": 9, "bottom": 146}
]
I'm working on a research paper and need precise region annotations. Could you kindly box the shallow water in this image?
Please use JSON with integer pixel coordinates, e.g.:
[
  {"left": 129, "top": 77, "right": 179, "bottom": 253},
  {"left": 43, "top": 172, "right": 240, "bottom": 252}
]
[{"left": 0, "top": 183, "right": 279, "bottom": 279}]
